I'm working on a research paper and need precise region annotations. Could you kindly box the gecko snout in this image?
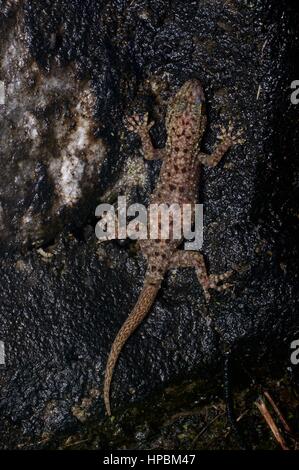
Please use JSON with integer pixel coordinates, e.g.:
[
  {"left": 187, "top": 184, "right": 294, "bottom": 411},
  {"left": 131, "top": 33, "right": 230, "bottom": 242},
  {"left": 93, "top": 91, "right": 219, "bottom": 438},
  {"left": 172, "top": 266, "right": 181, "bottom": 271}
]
[{"left": 190, "top": 80, "right": 205, "bottom": 104}]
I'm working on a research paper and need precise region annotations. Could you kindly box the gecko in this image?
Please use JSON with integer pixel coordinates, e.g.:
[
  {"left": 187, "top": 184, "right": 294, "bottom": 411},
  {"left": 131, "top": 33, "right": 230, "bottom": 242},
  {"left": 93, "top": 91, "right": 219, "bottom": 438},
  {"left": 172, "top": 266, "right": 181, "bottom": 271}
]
[{"left": 103, "top": 79, "right": 243, "bottom": 416}]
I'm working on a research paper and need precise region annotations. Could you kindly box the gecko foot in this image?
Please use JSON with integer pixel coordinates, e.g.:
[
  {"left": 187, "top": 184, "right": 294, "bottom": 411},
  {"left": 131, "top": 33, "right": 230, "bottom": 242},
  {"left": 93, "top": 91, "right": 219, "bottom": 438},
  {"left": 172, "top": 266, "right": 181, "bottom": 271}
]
[
  {"left": 217, "top": 121, "right": 245, "bottom": 146},
  {"left": 125, "top": 113, "right": 154, "bottom": 135},
  {"left": 201, "top": 270, "right": 234, "bottom": 303}
]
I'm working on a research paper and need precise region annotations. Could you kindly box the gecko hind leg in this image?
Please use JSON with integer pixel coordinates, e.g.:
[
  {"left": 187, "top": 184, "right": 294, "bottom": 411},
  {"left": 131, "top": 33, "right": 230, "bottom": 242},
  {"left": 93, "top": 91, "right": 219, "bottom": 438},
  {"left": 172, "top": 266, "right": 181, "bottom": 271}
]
[{"left": 168, "top": 251, "right": 233, "bottom": 302}]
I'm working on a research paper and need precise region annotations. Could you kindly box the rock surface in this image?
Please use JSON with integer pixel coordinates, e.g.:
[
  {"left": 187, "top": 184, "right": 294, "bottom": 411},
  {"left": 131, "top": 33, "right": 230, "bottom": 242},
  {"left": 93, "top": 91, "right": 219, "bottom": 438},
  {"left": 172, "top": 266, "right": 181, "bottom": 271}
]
[
  {"left": 0, "top": 4, "right": 105, "bottom": 249},
  {"left": 0, "top": 0, "right": 298, "bottom": 448}
]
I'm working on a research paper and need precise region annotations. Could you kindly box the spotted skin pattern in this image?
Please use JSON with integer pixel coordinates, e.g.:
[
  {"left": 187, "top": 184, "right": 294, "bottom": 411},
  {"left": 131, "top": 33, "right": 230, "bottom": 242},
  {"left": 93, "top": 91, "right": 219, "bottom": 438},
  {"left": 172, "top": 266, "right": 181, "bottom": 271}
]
[{"left": 103, "top": 80, "right": 243, "bottom": 415}]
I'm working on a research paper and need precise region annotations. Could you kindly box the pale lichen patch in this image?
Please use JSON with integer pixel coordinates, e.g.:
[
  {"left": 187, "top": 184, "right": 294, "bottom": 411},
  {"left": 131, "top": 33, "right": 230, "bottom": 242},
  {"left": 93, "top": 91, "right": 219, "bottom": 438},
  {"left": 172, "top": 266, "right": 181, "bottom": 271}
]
[
  {"left": 0, "top": 12, "right": 106, "bottom": 246},
  {"left": 49, "top": 84, "right": 105, "bottom": 207},
  {"left": 58, "top": 154, "right": 85, "bottom": 206}
]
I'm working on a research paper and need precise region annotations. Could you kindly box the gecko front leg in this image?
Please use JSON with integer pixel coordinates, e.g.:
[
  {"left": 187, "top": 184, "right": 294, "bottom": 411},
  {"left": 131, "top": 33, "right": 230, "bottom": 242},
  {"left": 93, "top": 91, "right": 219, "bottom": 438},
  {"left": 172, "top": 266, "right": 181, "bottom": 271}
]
[
  {"left": 126, "top": 113, "right": 166, "bottom": 161},
  {"left": 197, "top": 122, "right": 244, "bottom": 167}
]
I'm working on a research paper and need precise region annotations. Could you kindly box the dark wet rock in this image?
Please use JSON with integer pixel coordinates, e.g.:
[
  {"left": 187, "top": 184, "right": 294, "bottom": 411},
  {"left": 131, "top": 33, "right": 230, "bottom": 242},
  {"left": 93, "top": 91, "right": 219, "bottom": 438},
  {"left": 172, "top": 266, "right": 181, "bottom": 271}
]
[
  {"left": 42, "top": 369, "right": 299, "bottom": 450},
  {"left": 0, "top": 4, "right": 106, "bottom": 250},
  {"left": 0, "top": 0, "right": 298, "bottom": 449}
]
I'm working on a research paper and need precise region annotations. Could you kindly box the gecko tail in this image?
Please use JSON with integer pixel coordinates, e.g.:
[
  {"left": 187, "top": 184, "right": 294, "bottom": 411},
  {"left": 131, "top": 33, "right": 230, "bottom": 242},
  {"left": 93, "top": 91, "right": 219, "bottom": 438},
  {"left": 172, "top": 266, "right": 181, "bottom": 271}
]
[{"left": 103, "top": 282, "right": 160, "bottom": 416}]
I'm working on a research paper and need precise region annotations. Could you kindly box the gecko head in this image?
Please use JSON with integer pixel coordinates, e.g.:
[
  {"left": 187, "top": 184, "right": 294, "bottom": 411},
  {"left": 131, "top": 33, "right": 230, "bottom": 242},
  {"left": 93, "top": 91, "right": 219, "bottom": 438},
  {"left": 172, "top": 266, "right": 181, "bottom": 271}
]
[
  {"left": 166, "top": 79, "right": 206, "bottom": 136},
  {"left": 181, "top": 79, "right": 206, "bottom": 117},
  {"left": 184, "top": 79, "right": 205, "bottom": 104}
]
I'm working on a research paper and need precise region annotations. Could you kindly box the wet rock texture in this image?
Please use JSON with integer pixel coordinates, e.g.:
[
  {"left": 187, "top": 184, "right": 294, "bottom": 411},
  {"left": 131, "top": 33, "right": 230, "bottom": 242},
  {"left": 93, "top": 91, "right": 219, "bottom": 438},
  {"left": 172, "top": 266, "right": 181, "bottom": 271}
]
[
  {"left": 0, "top": 0, "right": 298, "bottom": 449},
  {"left": 0, "top": 1, "right": 105, "bottom": 249}
]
